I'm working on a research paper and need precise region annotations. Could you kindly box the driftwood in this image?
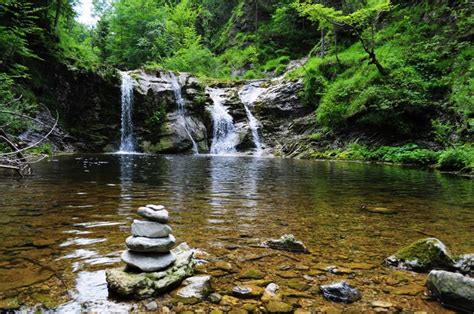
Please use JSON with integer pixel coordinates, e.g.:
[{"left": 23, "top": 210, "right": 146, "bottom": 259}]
[{"left": 0, "top": 97, "right": 58, "bottom": 177}]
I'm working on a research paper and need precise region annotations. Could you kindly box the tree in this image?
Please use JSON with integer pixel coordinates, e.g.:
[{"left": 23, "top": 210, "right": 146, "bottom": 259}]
[{"left": 293, "top": 0, "right": 392, "bottom": 75}]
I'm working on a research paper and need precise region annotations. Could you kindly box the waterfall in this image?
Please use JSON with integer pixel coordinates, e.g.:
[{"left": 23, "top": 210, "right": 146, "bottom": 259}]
[
  {"left": 168, "top": 72, "right": 199, "bottom": 154},
  {"left": 207, "top": 88, "right": 239, "bottom": 155},
  {"left": 118, "top": 72, "right": 135, "bottom": 153},
  {"left": 238, "top": 83, "right": 265, "bottom": 155}
]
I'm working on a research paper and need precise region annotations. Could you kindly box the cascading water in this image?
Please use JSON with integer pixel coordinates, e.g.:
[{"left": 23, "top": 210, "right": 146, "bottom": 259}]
[
  {"left": 168, "top": 72, "right": 199, "bottom": 154},
  {"left": 207, "top": 88, "right": 239, "bottom": 155},
  {"left": 118, "top": 72, "right": 135, "bottom": 153},
  {"left": 238, "top": 83, "right": 265, "bottom": 155}
]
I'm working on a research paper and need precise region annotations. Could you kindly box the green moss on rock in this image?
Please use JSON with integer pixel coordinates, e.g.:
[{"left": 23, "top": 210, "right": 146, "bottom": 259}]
[{"left": 385, "top": 238, "right": 454, "bottom": 272}]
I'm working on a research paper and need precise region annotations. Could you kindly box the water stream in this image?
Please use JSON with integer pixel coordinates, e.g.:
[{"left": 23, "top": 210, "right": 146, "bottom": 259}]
[
  {"left": 207, "top": 88, "right": 239, "bottom": 155},
  {"left": 238, "top": 82, "right": 265, "bottom": 155},
  {"left": 118, "top": 72, "right": 135, "bottom": 153},
  {"left": 168, "top": 72, "right": 199, "bottom": 154},
  {"left": 0, "top": 155, "right": 472, "bottom": 312}
]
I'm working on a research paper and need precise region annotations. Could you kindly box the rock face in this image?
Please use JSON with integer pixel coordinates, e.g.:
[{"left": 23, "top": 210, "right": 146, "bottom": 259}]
[
  {"left": 106, "top": 243, "right": 194, "bottom": 299},
  {"left": 125, "top": 68, "right": 315, "bottom": 156},
  {"left": 426, "top": 270, "right": 474, "bottom": 312},
  {"left": 384, "top": 238, "right": 455, "bottom": 272},
  {"left": 320, "top": 281, "right": 362, "bottom": 303},
  {"left": 262, "top": 234, "right": 308, "bottom": 253}
]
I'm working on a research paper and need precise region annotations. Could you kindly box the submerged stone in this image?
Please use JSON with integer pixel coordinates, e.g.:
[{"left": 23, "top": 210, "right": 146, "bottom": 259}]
[
  {"left": 121, "top": 250, "right": 176, "bottom": 272},
  {"left": 320, "top": 281, "right": 361, "bottom": 303},
  {"left": 426, "top": 270, "right": 474, "bottom": 312},
  {"left": 106, "top": 243, "right": 194, "bottom": 299},
  {"left": 265, "top": 301, "right": 293, "bottom": 313},
  {"left": 131, "top": 220, "right": 172, "bottom": 238},
  {"left": 137, "top": 207, "right": 169, "bottom": 223},
  {"left": 231, "top": 285, "right": 264, "bottom": 299},
  {"left": 175, "top": 275, "right": 212, "bottom": 304},
  {"left": 125, "top": 235, "right": 176, "bottom": 253},
  {"left": 384, "top": 238, "right": 454, "bottom": 272},
  {"left": 262, "top": 234, "right": 308, "bottom": 253},
  {"left": 361, "top": 205, "right": 397, "bottom": 214},
  {"left": 454, "top": 253, "right": 474, "bottom": 275}
]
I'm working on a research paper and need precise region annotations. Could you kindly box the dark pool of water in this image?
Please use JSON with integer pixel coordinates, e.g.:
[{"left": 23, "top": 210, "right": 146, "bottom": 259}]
[{"left": 0, "top": 154, "right": 472, "bottom": 311}]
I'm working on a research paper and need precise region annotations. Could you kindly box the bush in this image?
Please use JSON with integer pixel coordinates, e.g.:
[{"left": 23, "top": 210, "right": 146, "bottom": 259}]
[{"left": 437, "top": 146, "right": 474, "bottom": 172}]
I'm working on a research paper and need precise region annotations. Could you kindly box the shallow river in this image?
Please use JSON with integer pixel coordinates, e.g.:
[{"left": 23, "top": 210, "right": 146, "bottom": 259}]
[{"left": 0, "top": 154, "right": 473, "bottom": 312}]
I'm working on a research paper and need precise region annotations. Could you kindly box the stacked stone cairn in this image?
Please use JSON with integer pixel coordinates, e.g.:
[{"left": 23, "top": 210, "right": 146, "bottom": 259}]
[{"left": 121, "top": 204, "right": 177, "bottom": 272}]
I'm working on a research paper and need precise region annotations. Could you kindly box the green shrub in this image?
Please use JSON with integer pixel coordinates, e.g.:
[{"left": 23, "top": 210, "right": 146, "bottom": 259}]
[{"left": 437, "top": 146, "right": 474, "bottom": 172}]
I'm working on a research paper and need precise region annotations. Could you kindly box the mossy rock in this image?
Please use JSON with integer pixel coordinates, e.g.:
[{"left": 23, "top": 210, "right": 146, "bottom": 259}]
[{"left": 384, "top": 238, "right": 454, "bottom": 272}]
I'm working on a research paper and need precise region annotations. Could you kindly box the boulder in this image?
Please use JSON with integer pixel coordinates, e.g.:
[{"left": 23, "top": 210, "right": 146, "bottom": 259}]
[
  {"left": 106, "top": 243, "right": 194, "bottom": 299},
  {"left": 131, "top": 220, "right": 172, "bottom": 238},
  {"left": 137, "top": 207, "right": 169, "bottom": 223},
  {"left": 121, "top": 250, "right": 176, "bottom": 272},
  {"left": 175, "top": 275, "right": 212, "bottom": 304},
  {"left": 384, "top": 238, "right": 454, "bottom": 272},
  {"left": 426, "top": 270, "right": 474, "bottom": 312},
  {"left": 262, "top": 234, "right": 308, "bottom": 253},
  {"left": 320, "top": 281, "right": 361, "bottom": 303},
  {"left": 454, "top": 253, "right": 474, "bottom": 275},
  {"left": 125, "top": 235, "right": 176, "bottom": 253}
]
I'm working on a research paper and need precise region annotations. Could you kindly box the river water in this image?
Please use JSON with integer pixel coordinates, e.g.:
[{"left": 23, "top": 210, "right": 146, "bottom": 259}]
[{"left": 0, "top": 154, "right": 472, "bottom": 312}]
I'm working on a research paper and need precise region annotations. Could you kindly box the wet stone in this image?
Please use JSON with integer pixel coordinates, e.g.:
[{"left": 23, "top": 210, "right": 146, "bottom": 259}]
[
  {"left": 121, "top": 250, "right": 176, "bottom": 272},
  {"left": 131, "top": 220, "right": 172, "bottom": 238},
  {"left": 146, "top": 204, "right": 165, "bottom": 211},
  {"left": 262, "top": 234, "right": 308, "bottom": 253},
  {"left": 384, "top": 238, "right": 454, "bottom": 272},
  {"left": 320, "top": 281, "right": 361, "bottom": 303},
  {"left": 232, "top": 285, "right": 264, "bottom": 299},
  {"left": 137, "top": 207, "right": 169, "bottom": 223},
  {"left": 125, "top": 235, "right": 176, "bottom": 253},
  {"left": 426, "top": 270, "right": 474, "bottom": 312},
  {"left": 176, "top": 275, "right": 212, "bottom": 304},
  {"left": 239, "top": 269, "right": 264, "bottom": 279}
]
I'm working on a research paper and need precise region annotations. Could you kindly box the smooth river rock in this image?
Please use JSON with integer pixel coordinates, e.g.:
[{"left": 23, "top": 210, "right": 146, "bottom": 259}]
[
  {"left": 137, "top": 207, "right": 169, "bottom": 223},
  {"left": 384, "top": 238, "right": 454, "bottom": 272},
  {"left": 175, "top": 275, "right": 212, "bottom": 304},
  {"left": 121, "top": 250, "right": 176, "bottom": 272},
  {"left": 125, "top": 235, "right": 176, "bottom": 253},
  {"left": 146, "top": 204, "right": 165, "bottom": 211},
  {"left": 426, "top": 270, "right": 474, "bottom": 312},
  {"left": 131, "top": 220, "right": 172, "bottom": 238},
  {"left": 320, "top": 281, "right": 361, "bottom": 303},
  {"left": 262, "top": 234, "right": 308, "bottom": 253},
  {"left": 107, "top": 243, "right": 194, "bottom": 299}
]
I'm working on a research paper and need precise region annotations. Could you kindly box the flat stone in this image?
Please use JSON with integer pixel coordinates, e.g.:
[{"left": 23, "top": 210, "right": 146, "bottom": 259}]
[
  {"left": 106, "top": 243, "right": 194, "bottom": 299},
  {"left": 265, "top": 301, "right": 293, "bottom": 313},
  {"left": 454, "top": 253, "right": 474, "bottom": 275},
  {"left": 126, "top": 235, "right": 176, "bottom": 253},
  {"left": 392, "top": 284, "right": 424, "bottom": 296},
  {"left": 320, "top": 281, "right": 361, "bottom": 303},
  {"left": 121, "top": 250, "right": 176, "bottom": 272},
  {"left": 239, "top": 269, "right": 264, "bottom": 279},
  {"left": 426, "top": 270, "right": 474, "bottom": 312},
  {"left": 131, "top": 220, "right": 172, "bottom": 238},
  {"left": 176, "top": 275, "right": 212, "bottom": 304},
  {"left": 138, "top": 207, "right": 169, "bottom": 223},
  {"left": 262, "top": 234, "right": 308, "bottom": 253},
  {"left": 371, "top": 301, "right": 393, "bottom": 308},
  {"left": 146, "top": 204, "right": 165, "bottom": 211},
  {"left": 232, "top": 285, "right": 264, "bottom": 299}
]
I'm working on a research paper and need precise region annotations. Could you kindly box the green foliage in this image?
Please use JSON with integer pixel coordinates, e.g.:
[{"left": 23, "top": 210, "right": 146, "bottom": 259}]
[
  {"left": 145, "top": 106, "right": 167, "bottom": 128},
  {"left": 28, "top": 143, "right": 53, "bottom": 155},
  {"left": 437, "top": 145, "right": 474, "bottom": 172},
  {"left": 0, "top": 73, "right": 37, "bottom": 134}
]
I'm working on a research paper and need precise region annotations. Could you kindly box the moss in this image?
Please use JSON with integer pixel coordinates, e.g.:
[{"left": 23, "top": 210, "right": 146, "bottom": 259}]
[{"left": 389, "top": 238, "right": 454, "bottom": 271}]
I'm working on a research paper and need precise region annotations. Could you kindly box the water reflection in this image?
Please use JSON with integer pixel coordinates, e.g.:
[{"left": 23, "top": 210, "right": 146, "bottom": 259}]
[{"left": 0, "top": 154, "right": 472, "bottom": 311}]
